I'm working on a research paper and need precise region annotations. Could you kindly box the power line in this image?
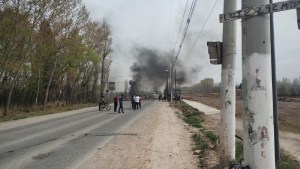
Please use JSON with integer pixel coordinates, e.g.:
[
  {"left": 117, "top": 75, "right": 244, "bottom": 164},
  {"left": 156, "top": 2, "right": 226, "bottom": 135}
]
[
  {"left": 172, "top": 0, "right": 198, "bottom": 66},
  {"left": 183, "top": 0, "right": 220, "bottom": 61},
  {"left": 171, "top": 0, "right": 189, "bottom": 60}
]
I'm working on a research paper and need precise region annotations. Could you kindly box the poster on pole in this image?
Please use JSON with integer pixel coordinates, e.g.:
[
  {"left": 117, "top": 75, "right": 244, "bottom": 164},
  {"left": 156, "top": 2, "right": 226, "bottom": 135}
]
[{"left": 108, "top": 82, "right": 115, "bottom": 91}]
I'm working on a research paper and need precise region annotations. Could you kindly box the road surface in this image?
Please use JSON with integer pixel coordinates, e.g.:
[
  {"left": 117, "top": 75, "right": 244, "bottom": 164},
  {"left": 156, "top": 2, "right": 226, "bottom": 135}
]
[{"left": 0, "top": 101, "right": 153, "bottom": 169}]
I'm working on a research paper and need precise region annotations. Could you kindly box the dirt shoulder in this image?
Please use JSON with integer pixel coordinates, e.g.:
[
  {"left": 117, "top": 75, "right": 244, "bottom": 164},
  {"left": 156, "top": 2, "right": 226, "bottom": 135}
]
[
  {"left": 184, "top": 94, "right": 300, "bottom": 134},
  {"left": 78, "top": 101, "right": 198, "bottom": 169},
  {"left": 183, "top": 95, "right": 300, "bottom": 162}
]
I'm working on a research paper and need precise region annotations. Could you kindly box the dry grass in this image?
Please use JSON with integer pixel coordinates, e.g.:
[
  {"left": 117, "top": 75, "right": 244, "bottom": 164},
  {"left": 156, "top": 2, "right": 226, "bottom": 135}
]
[
  {"left": 0, "top": 103, "right": 97, "bottom": 122},
  {"left": 183, "top": 94, "right": 300, "bottom": 134}
]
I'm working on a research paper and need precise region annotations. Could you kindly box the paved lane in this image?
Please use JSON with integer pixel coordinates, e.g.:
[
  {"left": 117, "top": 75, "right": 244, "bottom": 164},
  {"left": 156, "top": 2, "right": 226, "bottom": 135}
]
[
  {"left": 183, "top": 99, "right": 219, "bottom": 115},
  {"left": 0, "top": 100, "right": 154, "bottom": 169}
]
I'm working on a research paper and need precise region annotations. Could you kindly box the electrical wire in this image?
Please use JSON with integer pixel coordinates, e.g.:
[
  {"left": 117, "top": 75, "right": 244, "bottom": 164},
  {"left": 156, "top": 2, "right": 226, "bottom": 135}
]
[
  {"left": 172, "top": 0, "right": 198, "bottom": 66},
  {"left": 183, "top": 0, "right": 220, "bottom": 62},
  {"left": 171, "top": 0, "right": 189, "bottom": 61}
]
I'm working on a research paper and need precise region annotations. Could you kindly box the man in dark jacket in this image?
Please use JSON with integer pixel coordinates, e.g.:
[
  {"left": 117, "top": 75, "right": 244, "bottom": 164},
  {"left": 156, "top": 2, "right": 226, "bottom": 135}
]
[
  {"left": 113, "top": 95, "right": 118, "bottom": 112},
  {"left": 118, "top": 94, "right": 125, "bottom": 113}
]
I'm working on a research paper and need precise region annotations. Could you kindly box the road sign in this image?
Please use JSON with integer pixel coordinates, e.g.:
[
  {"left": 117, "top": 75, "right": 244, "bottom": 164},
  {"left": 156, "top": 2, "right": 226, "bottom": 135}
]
[
  {"left": 220, "top": 0, "right": 300, "bottom": 23},
  {"left": 108, "top": 82, "right": 115, "bottom": 91},
  {"left": 207, "top": 41, "right": 222, "bottom": 65}
]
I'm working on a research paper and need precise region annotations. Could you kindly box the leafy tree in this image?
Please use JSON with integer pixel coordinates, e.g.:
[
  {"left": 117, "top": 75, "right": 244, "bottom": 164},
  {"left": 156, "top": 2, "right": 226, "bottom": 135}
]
[
  {"left": 277, "top": 78, "right": 291, "bottom": 97},
  {"left": 83, "top": 20, "right": 113, "bottom": 101},
  {"left": 200, "top": 78, "right": 214, "bottom": 94},
  {"left": 0, "top": 0, "right": 114, "bottom": 116},
  {"left": 0, "top": 4, "right": 32, "bottom": 116},
  {"left": 290, "top": 77, "right": 300, "bottom": 97}
]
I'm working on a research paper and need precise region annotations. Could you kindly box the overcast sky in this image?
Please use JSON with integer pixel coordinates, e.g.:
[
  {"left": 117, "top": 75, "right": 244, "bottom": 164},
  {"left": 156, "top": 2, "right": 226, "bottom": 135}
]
[{"left": 82, "top": 0, "right": 300, "bottom": 91}]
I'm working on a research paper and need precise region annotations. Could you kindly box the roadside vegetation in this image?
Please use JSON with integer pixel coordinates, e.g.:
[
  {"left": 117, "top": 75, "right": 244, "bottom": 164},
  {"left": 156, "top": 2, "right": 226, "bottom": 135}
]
[
  {"left": 174, "top": 101, "right": 300, "bottom": 169},
  {"left": 0, "top": 103, "right": 96, "bottom": 122},
  {"left": 174, "top": 101, "right": 219, "bottom": 168},
  {"left": 181, "top": 77, "right": 300, "bottom": 98},
  {"left": 181, "top": 77, "right": 300, "bottom": 135},
  {"left": 234, "top": 141, "right": 300, "bottom": 169},
  {"left": 0, "top": 0, "right": 113, "bottom": 117},
  {"left": 278, "top": 150, "right": 300, "bottom": 169}
]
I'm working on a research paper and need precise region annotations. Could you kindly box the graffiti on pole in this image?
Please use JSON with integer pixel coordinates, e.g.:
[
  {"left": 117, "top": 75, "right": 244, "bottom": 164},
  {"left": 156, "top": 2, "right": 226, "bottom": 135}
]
[
  {"left": 224, "top": 89, "right": 232, "bottom": 109},
  {"left": 220, "top": 0, "right": 300, "bottom": 23},
  {"left": 259, "top": 126, "right": 270, "bottom": 158},
  {"left": 245, "top": 106, "right": 258, "bottom": 145},
  {"left": 251, "top": 68, "right": 266, "bottom": 91}
]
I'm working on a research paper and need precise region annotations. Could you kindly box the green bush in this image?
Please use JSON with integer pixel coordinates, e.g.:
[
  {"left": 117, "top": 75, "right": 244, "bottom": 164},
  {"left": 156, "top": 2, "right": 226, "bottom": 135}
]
[
  {"left": 278, "top": 151, "right": 300, "bottom": 169},
  {"left": 192, "top": 134, "right": 208, "bottom": 152},
  {"left": 235, "top": 141, "right": 243, "bottom": 162},
  {"left": 205, "top": 130, "right": 219, "bottom": 145},
  {"left": 184, "top": 116, "right": 202, "bottom": 128}
]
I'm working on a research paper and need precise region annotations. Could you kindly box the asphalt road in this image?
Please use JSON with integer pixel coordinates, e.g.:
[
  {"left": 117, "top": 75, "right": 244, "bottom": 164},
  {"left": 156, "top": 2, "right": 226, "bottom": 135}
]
[{"left": 0, "top": 100, "right": 154, "bottom": 169}]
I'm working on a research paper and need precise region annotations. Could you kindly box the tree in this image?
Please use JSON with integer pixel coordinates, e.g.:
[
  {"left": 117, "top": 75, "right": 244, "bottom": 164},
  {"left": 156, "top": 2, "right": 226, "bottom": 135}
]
[
  {"left": 290, "top": 77, "right": 300, "bottom": 97},
  {"left": 277, "top": 78, "right": 291, "bottom": 97},
  {"left": 0, "top": 3, "right": 32, "bottom": 116},
  {"left": 200, "top": 78, "right": 214, "bottom": 94},
  {"left": 36, "top": 0, "right": 89, "bottom": 109},
  {"left": 0, "top": 0, "right": 114, "bottom": 116}
]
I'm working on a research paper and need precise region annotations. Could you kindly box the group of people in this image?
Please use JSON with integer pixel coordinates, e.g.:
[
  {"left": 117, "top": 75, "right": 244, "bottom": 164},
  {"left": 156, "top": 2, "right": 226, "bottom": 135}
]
[
  {"left": 101, "top": 94, "right": 143, "bottom": 113},
  {"left": 113, "top": 94, "right": 124, "bottom": 113},
  {"left": 131, "top": 95, "right": 141, "bottom": 110},
  {"left": 158, "top": 94, "right": 181, "bottom": 101},
  {"left": 158, "top": 94, "right": 170, "bottom": 101}
]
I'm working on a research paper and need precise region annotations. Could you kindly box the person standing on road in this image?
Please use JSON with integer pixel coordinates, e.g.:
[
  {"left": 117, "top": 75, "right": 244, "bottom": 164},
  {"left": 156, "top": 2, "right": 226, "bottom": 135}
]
[
  {"left": 134, "top": 95, "right": 140, "bottom": 110},
  {"left": 131, "top": 95, "right": 135, "bottom": 110},
  {"left": 113, "top": 95, "right": 118, "bottom": 112},
  {"left": 118, "top": 94, "right": 125, "bottom": 113}
]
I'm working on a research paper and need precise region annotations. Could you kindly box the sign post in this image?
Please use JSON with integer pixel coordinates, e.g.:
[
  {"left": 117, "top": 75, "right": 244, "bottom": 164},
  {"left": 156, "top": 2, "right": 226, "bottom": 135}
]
[
  {"left": 207, "top": 41, "right": 223, "bottom": 64},
  {"left": 108, "top": 82, "right": 116, "bottom": 91}
]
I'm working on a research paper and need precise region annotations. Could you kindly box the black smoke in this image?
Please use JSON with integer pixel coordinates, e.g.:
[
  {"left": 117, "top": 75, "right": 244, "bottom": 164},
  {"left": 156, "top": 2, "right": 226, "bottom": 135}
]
[{"left": 129, "top": 47, "right": 187, "bottom": 93}]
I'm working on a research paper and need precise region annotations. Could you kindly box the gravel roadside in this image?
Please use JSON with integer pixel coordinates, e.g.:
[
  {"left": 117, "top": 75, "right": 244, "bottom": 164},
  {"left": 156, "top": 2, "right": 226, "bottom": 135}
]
[{"left": 78, "top": 101, "right": 198, "bottom": 169}]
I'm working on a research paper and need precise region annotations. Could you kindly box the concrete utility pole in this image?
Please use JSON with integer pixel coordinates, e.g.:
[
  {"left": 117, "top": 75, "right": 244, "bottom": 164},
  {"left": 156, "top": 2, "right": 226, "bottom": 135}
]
[
  {"left": 174, "top": 69, "right": 177, "bottom": 93},
  {"left": 170, "top": 64, "right": 173, "bottom": 102},
  {"left": 165, "top": 70, "right": 169, "bottom": 97},
  {"left": 220, "top": 0, "right": 237, "bottom": 167},
  {"left": 242, "top": 0, "right": 276, "bottom": 168}
]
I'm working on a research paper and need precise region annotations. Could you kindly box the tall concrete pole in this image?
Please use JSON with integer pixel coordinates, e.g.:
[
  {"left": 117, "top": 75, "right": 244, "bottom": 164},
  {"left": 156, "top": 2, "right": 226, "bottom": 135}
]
[
  {"left": 220, "top": 0, "right": 237, "bottom": 167},
  {"left": 165, "top": 70, "right": 169, "bottom": 97},
  {"left": 170, "top": 64, "right": 173, "bottom": 102},
  {"left": 175, "top": 69, "right": 177, "bottom": 93},
  {"left": 242, "top": 0, "right": 275, "bottom": 168}
]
